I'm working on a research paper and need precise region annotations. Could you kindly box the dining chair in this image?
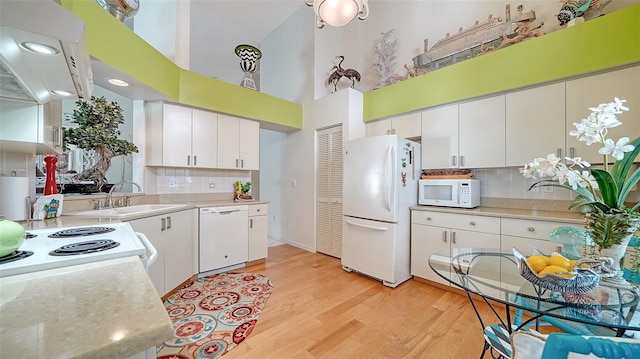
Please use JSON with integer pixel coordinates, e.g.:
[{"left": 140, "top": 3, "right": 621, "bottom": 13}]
[{"left": 510, "top": 331, "right": 640, "bottom": 359}]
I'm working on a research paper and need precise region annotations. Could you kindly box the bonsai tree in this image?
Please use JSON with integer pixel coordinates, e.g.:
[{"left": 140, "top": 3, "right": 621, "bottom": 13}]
[{"left": 63, "top": 96, "right": 138, "bottom": 190}]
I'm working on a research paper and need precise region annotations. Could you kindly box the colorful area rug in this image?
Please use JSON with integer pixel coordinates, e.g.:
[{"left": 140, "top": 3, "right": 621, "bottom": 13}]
[{"left": 157, "top": 272, "right": 273, "bottom": 359}]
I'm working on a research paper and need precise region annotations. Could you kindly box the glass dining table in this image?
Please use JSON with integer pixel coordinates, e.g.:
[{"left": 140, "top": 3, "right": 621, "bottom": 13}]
[{"left": 428, "top": 248, "right": 640, "bottom": 358}]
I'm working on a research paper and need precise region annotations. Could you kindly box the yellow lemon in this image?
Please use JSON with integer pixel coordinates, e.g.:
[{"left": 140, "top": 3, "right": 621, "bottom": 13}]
[
  {"left": 549, "top": 255, "right": 571, "bottom": 271},
  {"left": 538, "top": 265, "right": 573, "bottom": 278},
  {"left": 569, "top": 259, "right": 578, "bottom": 268},
  {"left": 526, "top": 255, "right": 549, "bottom": 273}
]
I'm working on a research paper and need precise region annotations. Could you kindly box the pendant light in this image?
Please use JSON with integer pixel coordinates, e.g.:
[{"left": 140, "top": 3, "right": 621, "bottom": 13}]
[{"left": 304, "top": 0, "right": 369, "bottom": 28}]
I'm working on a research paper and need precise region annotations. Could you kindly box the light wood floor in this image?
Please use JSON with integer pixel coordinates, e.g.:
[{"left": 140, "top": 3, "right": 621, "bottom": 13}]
[{"left": 222, "top": 244, "right": 506, "bottom": 359}]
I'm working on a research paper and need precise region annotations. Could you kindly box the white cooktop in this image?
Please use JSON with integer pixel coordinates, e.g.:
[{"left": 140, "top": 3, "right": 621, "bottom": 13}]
[{"left": 0, "top": 222, "right": 146, "bottom": 278}]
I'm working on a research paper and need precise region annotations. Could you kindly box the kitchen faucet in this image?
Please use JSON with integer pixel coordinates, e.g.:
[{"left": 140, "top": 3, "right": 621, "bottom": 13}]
[{"left": 106, "top": 181, "right": 142, "bottom": 208}]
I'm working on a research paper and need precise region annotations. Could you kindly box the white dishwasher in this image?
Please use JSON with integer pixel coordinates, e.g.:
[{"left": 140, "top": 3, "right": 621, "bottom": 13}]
[{"left": 199, "top": 205, "right": 249, "bottom": 273}]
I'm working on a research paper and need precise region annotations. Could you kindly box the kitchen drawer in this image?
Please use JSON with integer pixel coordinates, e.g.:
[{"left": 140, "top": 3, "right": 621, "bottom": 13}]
[
  {"left": 249, "top": 204, "right": 268, "bottom": 216},
  {"left": 411, "top": 210, "right": 500, "bottom": 234},
  {"left": 501, "top": 218, "right": 583, "bottom": 240}
]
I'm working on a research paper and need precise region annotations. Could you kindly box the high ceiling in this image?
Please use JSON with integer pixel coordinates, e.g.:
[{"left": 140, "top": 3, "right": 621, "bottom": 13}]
[{"left": 188, "top": 0, "right": 306, "bottom": 86}]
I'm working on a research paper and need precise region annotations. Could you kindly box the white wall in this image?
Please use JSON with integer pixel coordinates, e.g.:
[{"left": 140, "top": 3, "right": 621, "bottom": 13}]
[
  {"left": 259, "top": 129, "right": 287, "bottom": 242},
  {"left": 260, "top": 5, "right": 315, "bottom": 105},
  {"left": 133, "top": 0, "right": 177, "bottom": 63},
  {"left": 278, "top": 88, "right": 364, "bottom": 250}
]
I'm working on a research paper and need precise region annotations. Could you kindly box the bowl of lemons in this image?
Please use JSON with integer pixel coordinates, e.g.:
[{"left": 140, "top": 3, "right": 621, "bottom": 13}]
[{"left": 513, "top": 247, "right": 603, "bottom": 294}]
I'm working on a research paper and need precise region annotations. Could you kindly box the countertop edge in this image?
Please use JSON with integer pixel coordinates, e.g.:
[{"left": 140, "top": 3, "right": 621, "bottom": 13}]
[{"left": 410, "top": 205, "right": 585, "bottom": 224}]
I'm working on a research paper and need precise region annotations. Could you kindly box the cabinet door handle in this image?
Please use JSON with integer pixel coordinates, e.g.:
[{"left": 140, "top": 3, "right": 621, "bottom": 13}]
[
  {"left": 528, "top": 227, "right": 535, "bottom": 232},
  {"left": 250, "top": 218, "right": 253, "bottom": 228},
  {"left": 470, "top": 221, "right": 476, "bottom": 226},
  {"left": 236, "top": 159, "right": 239, "bottom": 168},
  {"left": 391, "top": 129, "right": 396, "bottom": 134},
  {"left": 569, "top": 147, "right": 575, "bottom": 158},
  {"left": 241, "top": 159, "right": 244, "bottom": 168},
  {"left": 442, "top": 231, "right": 448, "bottom": 243},
  {"left": 557, "top": 148, "right": 562, "bottom": 158},
  {"left": 161, "top": 217, "right": 166, "bottom": 231},
  {"left": 53, "top": 125, "right": 63, "bottom": 146},
  {"left": 187, "top": 155, "right": 191, "bottom": 165},
  {"left": 451, "top": 156, "right": 457, "bottom": 166},
  {"left": 426, "top": 216, "right": 431, "bottom": 221},
  {"left": 452, "top": 231, "right": 456, "bottom": 244},
  {"left": 194, "top": 156, "right": 197, "bottom": 166},
  {"left": 166, "top": 216, "right": 172, "bottom": 229}
]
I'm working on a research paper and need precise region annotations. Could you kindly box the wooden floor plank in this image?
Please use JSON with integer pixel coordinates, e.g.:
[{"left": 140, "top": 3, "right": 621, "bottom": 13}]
[{"left": 221, "top": 244, "right": 509, "bottom": 358}]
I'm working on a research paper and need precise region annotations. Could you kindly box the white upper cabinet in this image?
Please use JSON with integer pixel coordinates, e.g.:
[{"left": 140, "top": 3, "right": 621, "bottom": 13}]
[
  {"left": 0, "top": 99, "right": 62, "bottom": 155},
  {"left": 191, "top": 109, "right": 218, "bottom": 168},
  {"left": 217, "top": 114, "right": 259, "bottom": 170},
  {"left": 422, "top": 95, "right": 505, "bottom": 169},
  {"left": 366, "top": 112, "right": 421, "bottom": 139},
  {"left": 505, "top": 82, "right": 566, "bottom": 167},
  {"left": 145, "top": 102, "right": 218, "bottom": 168},
  {"left": 458, "top": 95, "right": 506, "bottom": 168},
  {"left": 421, "top": 103, "right": 458, "bottom": 169},
  {"left": 565, "top": 65, "right": 640, "bottom": 164}
]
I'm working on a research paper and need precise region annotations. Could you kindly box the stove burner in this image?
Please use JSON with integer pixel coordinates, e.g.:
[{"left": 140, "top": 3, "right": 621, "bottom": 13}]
[
  {"left": 0, "top": 250, "right": 34, "bottom": 264},
  {"left": 49, "top": 240, "right": 120, "bottom": 256},
  {"left": 48, "top": 227, "right": 116, "bottom": 238},
  {"left": 25, "top": 232, "right": 37, "bottom": 239}
]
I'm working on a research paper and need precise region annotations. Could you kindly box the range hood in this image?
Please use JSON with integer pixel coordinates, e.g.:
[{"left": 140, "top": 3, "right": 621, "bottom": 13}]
[{"left": 0, "top": 0, "right": 93, "bottom": 104}]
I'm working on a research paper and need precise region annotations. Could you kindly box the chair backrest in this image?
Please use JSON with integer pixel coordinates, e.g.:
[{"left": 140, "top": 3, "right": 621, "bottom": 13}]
[
  {"left": 540, "top": 333, "right": 640, "bottom": 359},
  {"left": 510, "top": 331, "right": 640, "bottom": 359}
]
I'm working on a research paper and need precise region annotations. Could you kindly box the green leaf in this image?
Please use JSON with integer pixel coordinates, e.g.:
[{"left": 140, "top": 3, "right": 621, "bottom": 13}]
[
  {"left": 590, "top": 169, "right": 618, "bottom": 209},
  {"left": 611, "top": 136, "right": 640, "bottom": 190},
  {"left": 619, "top": 166, "right": 640, "bottom": 209}
]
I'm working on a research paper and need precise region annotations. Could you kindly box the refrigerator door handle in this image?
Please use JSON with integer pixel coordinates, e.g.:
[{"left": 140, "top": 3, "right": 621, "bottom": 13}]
[
  {"left": 385, "top": 145, "right": 394, "bottom": 212},
  {"left": 346, "top": 219, "right": 389, "bottom": 232}
]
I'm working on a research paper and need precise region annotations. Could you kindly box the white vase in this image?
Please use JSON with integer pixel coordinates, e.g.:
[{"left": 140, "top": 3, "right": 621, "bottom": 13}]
[{"left": 598, "top": 234, "right": 633, "bottom": 277}]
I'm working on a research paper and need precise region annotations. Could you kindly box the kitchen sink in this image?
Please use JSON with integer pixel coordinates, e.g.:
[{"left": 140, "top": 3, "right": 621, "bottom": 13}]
[{"left": 66, "top": 204, "right": 188, "bottom": 218}]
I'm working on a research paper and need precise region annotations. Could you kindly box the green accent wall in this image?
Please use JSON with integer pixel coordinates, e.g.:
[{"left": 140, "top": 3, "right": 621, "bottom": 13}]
[
  {"left": 61, "top": 0, "right": 303, "bottom": 129},
  {"left": 363, "top": 4, "right": 640, "bottom": 122}
]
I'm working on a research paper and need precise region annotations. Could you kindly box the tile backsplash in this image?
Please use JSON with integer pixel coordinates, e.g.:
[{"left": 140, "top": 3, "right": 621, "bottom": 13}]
[
  {"left": 144, "top": 167, "right": 251, "bottom": 194},
  {"left": 473, "top": 166, "right": 639, "bottom": 204}
]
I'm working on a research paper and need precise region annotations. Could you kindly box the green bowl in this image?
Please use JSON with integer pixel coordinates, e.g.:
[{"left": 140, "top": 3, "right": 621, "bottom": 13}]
[{"left": 0, "top": 219, "right": 26, "bottom": 257}]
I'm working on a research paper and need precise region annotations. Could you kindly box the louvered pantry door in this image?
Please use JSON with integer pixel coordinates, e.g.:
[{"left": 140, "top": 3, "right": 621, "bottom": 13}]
[{"left": 316, "top": 125, "right": 343, "bottom": 258}]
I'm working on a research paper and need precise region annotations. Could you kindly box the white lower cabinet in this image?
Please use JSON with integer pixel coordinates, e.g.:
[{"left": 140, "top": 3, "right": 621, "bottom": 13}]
[
  {"left": 501, "top": 218, "right": 584, "bottom": 256},
  {"left": 411, "top": 210, "right": 501, "bottom": 286},
  {"left": 248, "top": 204, "right": 268, "bottom": 261},
  {"left": 128, "top": 209, "right": 195, "bottom": 296}
]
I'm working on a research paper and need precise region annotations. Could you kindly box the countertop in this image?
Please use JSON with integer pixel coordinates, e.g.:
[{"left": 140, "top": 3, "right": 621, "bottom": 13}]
[
  {"left": 410, "top": 205, "right": 585, "bottom": 224},
  {"left": 0, "top": 256, "right": 173, "bottom": 358},
  {"left": 19, "top": 200, "right": 270, "bottom": 229}
]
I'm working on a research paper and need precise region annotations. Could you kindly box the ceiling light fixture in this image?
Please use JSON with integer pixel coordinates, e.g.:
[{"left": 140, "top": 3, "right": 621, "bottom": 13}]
[
  {"left": 304, "top": 0, "right": 369, "bottom": 28},
  {"left": 19, "top": 42, "right": 60, "bottom": 55},
  {"left": 107, "top": 78, "right": 129, "bottom": 87}
]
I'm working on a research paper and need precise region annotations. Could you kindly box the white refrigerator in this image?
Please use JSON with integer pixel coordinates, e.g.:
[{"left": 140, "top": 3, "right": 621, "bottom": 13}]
[{"left": 341, "top": 135, "right": 421, "bottom": 287}]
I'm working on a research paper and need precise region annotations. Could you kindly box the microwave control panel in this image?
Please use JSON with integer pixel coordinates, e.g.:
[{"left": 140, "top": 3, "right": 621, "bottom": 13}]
[{"left": 460, "top": 183, "right": 472, "bottom": 205}]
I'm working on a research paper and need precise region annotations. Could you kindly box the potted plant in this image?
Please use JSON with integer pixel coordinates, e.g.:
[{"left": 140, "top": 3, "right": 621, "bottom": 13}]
[
  {"left": 63, "top": 96, "right": 138, "bottom": 191},
  {"left": 520, "top": 97, "right": 640, "bottom": 280}
]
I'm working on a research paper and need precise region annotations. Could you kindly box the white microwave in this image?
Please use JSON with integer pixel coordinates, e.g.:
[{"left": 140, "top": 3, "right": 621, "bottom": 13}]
[{"left": 418, "top": 179, "right": 480, "bottom": 208}]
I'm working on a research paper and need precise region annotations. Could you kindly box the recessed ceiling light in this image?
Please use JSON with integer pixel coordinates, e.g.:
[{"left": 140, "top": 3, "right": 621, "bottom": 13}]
[
  {"left": 50, "top": 90, "right": 75, "bottom": 97},
  {"left": 107, "top": 78, "right": 129, "bottom": 87},
  {"left": 20, "top": 42, "right": 60, "bottom": 55}
]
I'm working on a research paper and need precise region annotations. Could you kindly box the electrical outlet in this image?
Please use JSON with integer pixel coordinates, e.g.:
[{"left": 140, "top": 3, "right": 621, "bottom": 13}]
[
  {"left": 168, "top": 177, "right": 178, "bottom": 187},
  {"left": 209, "top": 179, "right": 216, "bottom": 188}
]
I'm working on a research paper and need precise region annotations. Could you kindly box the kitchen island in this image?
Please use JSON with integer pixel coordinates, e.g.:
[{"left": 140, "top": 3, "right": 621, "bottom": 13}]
[{"left": 0, "top": 256, "right": 173, "bottom": 358}]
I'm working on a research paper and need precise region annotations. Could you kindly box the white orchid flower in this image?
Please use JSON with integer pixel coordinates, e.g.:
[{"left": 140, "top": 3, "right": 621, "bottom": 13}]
[{"left": 599, "top": 137, "right": 635, "bottom": 160}]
